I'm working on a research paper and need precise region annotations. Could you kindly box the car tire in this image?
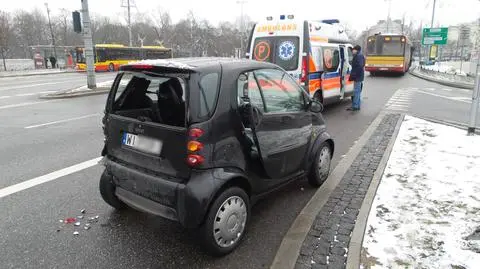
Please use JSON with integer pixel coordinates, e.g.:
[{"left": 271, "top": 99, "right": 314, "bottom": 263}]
[
  {"left": 108, "top": 63, "right": 115, "bottom": 72},
  {"left": 308, "top": 142, "right": 332, "bottom": 187},
  {"left": 199, "top": 187, "right": 250, "bottom": 256},
  {"left": 370, "top": 71, "right": 376, "bottom": 77},
  {"left": 99, "top": 169, "right": 126, "bottom": 210}
]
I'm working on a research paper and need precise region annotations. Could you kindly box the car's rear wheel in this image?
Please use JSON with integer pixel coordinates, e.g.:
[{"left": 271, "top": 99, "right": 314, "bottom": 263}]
[
  {"left": 99, "top": 169, "right": 126, "bottom": 210},
  {"left": 308, "top": 142, "right": 332, "bottom": 187},
  {"left": 200, "top": 187, "right": 249, "bottom": 256}
]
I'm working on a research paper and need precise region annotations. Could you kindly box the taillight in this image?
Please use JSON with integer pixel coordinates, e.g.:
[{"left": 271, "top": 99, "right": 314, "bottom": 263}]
[
  {"left": 301, "top": 56, "right": 307, "bottom": 83},
  {"left": 188, "top": 128, "right": 204, "bottom": 138},
  {"left": 187, "top": 141, "right": 203, "bottom": 152},
  {"left": 187, "top": 155, "right": 205, "bottom": 166},
  {"left": 187, "top": 128, "right": 205, "bottom": 166}
]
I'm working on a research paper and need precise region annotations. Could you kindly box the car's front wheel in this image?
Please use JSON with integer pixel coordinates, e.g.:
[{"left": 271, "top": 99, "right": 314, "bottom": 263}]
[
  {"left": 200, "top": 187, "right": 250, "bottom": 256},
  {"left": 308, "top": 142, "right": 332, "bottom": 187},
  {"left": 99, "top": 169, "right": 126, "bottom": 210}
]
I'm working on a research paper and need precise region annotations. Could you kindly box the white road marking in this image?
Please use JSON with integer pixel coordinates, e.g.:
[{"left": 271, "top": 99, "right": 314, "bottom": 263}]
[
  {"left": 0, "top": 157, "right": 102, "bottom": 199},
  {"left": 0, "top": 100, "right": 59, "bottom": 110},
  {"left": 0, "top": 96, "right": 11, "bottom": 99},
  {"left": 440, "top": 88, "right": 453, "bottom": 92},
  {"left": 0, "top": 82, "right": 61, "bottom": 92},
  {"left": 414, "top": 90, "right": 471, "bottom": 103},
  {"left": 25, "top": 113, "right": 101, "bottom": 129},
  {"left": 15, "top": 93, "right": 38, "bottom": 97}
]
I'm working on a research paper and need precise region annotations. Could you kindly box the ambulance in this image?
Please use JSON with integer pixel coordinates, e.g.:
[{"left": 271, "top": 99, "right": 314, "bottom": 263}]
[{"left": 247, "top": 15, "right": 354, "bottom": 104}]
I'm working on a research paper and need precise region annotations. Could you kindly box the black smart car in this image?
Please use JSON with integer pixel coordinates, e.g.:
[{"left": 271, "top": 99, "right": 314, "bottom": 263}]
[{"left": 99, "top": 58, "right": 334, "bottom": 256}]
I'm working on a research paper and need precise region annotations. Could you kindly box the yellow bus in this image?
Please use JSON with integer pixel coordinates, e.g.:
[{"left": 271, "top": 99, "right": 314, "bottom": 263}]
[
  {"left": 365, "top": 33, "right": 413, "bottom": 75},
  {"left": 75, "top": 44, "right": 172, "bottom": 72}
]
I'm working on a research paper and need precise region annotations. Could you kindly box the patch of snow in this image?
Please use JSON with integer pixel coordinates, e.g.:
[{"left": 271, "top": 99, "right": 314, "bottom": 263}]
[
  {"left": 422, "top": 62, "right": 467, "bottom": 76},
  {"left": 363, "top": 116, "right": 480, "bottom": 269}
]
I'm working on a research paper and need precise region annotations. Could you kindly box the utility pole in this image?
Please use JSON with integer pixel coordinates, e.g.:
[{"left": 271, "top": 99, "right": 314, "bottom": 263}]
[
  {"left": 121, "top": 0, "right": 134, "bottom": 46},
  {"left": 385, "top": 0, "right": 392, "bottom": 32},
  {"left": 81, "top": 0, "right": 96, "bottom": 89},
  {"left": 44, "top": 3, "right": 57, "bottom": 62},
  {"left": 236, "top": 0, "right": 247, "bottom": 57},
  {"left": 426, "top": 0, "right": 437, "bottom": 63},
  {"left": 467, "top": 18, "right": 480, "bottom": 135}
]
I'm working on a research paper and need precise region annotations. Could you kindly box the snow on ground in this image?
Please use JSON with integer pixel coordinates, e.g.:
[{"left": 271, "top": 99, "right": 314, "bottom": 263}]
[
  {"left": 362, "top": 116, "right": 480, "bottom": 269},
  {"left": 422, "top": 62, "right": 468, "bottom": 76}
]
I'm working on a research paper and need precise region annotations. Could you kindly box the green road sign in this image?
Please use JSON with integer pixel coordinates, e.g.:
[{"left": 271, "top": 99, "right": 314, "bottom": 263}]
[{"left": 422, "top": 27, "right": 448, "bottom": 45}]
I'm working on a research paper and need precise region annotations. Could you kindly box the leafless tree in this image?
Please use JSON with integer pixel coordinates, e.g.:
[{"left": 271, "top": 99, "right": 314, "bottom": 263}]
[{"left": 0, "top": 10, "right": 11, "bottom": 71}]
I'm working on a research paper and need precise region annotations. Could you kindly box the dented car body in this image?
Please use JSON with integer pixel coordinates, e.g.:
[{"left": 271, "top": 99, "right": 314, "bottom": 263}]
[{"left": 99, "top": 57, "right": 334, "bottom": 256}]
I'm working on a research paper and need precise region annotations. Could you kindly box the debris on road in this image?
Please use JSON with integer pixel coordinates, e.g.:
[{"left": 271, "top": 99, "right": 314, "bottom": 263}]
[
  {"left": 64, "top": 217, "right": 76, "bottom": 224},
  {"left": 362, "top": 116, "right": 480, "bottom": 268}
]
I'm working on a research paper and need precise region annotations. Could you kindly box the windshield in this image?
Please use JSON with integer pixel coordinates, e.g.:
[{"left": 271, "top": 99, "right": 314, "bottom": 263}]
[
  {"left": 367, "top": 36, "right": 405, "bottom": 56},
  {"left": 252, "top": 36, "right": 300, "bottom": 71}
]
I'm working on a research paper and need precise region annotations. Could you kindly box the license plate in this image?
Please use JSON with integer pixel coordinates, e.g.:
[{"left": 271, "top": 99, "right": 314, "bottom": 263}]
[
  {"left": 122, "top": 132, "right": 162, "bottom": 155},
  {"left": 380, "top": 68, "right": 388, "bottom": 71}
]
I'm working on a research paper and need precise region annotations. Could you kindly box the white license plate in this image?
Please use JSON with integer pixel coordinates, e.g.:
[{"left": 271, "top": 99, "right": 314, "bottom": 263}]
[
  {"left": 380, "top": 68, "right": 388, "bottom": 71},
  {"left": 122, "top": 132, "right": 162, "bottom": 155}
]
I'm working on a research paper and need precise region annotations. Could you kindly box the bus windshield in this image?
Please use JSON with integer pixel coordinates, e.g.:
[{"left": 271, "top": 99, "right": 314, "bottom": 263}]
[
  {"left": 252, "top": 36, "right": 300, "bottom": 71},
  {"left": 367, "top": 36, "right": 405, "bottom": 56}
]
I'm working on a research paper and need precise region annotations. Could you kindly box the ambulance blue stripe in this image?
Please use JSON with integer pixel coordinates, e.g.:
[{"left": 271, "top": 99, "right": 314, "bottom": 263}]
[{"left": 308, "top": 72, "right": 340, "bottom": 80}]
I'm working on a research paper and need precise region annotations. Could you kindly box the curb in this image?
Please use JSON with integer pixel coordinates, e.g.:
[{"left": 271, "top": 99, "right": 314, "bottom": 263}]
[
  {"left": 39, "top": 88, "right": 110, "bottom": 99},
  {"left": 346, "top": 113, "right": 405, "bottom": 269},
  {"left": 270, "top": 111, "right": 388, "bottom": 269},
  {"left": 409, "top": 69, "right": 474, "bottom": 90},
  {"left": 0, "top": 70, "right": 76, "bottom": 78}
]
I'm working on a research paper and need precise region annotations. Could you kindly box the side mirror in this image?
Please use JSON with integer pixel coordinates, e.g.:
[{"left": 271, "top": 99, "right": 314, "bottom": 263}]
[{"left": 309, "top": 100, "right": 323, "bottom": 113}]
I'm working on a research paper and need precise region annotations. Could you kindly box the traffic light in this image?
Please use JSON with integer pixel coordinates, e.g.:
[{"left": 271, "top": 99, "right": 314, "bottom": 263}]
[{"left": 72, "top": 11, "right": 82, "bottom": 33}]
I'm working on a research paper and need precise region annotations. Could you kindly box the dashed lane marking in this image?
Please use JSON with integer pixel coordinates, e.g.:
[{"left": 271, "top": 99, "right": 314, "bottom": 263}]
[
  {"left": 25, "top": 113, "right": 101, "bottom": 129},
  {"left": 0, "top": 157, "right": 102, "bottom": 199}
]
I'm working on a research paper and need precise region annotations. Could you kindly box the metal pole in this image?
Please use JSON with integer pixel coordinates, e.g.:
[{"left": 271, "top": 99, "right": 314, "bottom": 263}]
[
  {"left": 237, "top": 0, "right": 247, "bottom": 57},
  {"left": 81, "top": 0, "right": 96, "bottom": 89},
  {"left": 467, "top": 19, "right": 480, "bottom": 135},
  {"left": 45, "top": 3, "right": 57, "bottom": 62},
  {"left": 428, "top": 0, "right": 436, "bottom": 63},
  {"left": 386, "top": 0, "right": 392, "bottom": 32},
  {"left": 127, "top": 0, "right": 132, "bottom": 47}
]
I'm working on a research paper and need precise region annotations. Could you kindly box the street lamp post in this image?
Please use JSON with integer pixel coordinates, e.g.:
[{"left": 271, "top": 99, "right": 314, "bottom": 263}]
[
  {"left": 81, "top": 0, "right": 96, "bottom": 89},
  {"left": 236, "top": 0, "right": 247, "bottom": 57},
  {"left": 44, "top": 3, "right": 57, "bottom": 63},
  {"left": 467, "top": 17, "right": 480, "bottom": 135}
]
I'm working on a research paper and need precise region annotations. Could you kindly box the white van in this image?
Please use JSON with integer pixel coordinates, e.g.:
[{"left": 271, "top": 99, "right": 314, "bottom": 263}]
[{"left": 247, "top": 15, "right": 355, "bottom": 104}]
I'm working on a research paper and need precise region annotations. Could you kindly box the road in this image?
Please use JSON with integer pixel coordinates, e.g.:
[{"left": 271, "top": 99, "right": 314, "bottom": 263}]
[{"left": 0, "top": 72, "right": 478, "bottom": 269}]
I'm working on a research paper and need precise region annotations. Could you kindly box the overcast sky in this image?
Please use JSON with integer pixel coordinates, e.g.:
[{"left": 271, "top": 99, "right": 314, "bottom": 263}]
[{"left": 2, "top": 0, "right": 479, "bottom": 32}]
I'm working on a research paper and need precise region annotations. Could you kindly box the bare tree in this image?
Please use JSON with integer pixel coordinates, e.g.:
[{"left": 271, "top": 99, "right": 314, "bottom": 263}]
[
  {"left": 151, "top": 8, "right": 172, "bottom": 46},
  {"left": 0, "top": 10, "right": 11, "bottom": 71}
]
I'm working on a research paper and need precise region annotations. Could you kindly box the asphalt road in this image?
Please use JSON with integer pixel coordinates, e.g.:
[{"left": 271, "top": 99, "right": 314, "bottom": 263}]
[{"left": 0, "top": 72, "right": 477, "bottom": 269}]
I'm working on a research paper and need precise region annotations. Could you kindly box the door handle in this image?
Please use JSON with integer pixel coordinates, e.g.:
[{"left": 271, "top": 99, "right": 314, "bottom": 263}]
[{"left": 281, "top": 115, "right": 294, "bottom": 123}]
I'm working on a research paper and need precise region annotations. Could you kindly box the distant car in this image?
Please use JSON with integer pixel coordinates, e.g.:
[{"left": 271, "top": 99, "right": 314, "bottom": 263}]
[{"left": 99, "top": 58, "right": 334, "bottom": 256}]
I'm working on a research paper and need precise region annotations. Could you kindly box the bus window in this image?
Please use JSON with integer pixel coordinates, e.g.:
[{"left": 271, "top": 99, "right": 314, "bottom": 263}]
[
  {"left": 367, "top": 37, "right": 376, "bottom": 55},
  {"left": 274, "top": 37, "right": 300, "bottom": 71},
  {"left": 381, "top": 36, "right": 405, "bottom": 56},
  {"left": 323, "top": 47, "right": 340, "bottom": 72},
  {"left": 97, "top": 49, "right": 107, "bottom": 62}
]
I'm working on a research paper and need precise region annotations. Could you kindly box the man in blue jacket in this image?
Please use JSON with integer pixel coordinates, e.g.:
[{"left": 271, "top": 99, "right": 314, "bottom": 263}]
[{"left": 347, "top": 45, "right": 365, "bottom": 111}]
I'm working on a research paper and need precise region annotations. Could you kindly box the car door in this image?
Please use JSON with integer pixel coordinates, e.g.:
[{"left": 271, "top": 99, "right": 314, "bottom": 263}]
[
  {"left": 320, "top": 46, "right": 341, "bottom": 103},
  {"left": 241, "top": 68, "right": 313, "bottom": 183}
]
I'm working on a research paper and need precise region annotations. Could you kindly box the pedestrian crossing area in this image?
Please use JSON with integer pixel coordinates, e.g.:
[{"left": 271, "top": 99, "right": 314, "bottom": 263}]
[{"left": 384, "top": 88, "right": 415, "bottom": 112}]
